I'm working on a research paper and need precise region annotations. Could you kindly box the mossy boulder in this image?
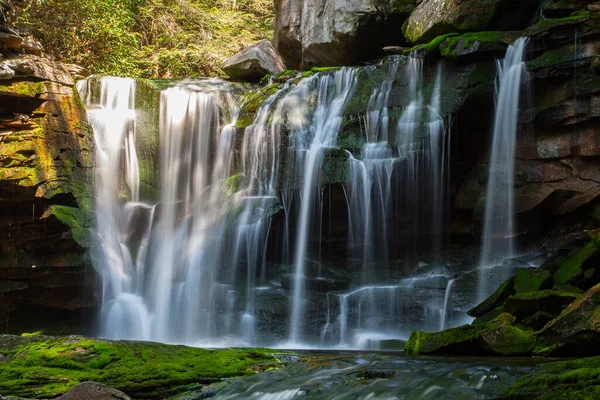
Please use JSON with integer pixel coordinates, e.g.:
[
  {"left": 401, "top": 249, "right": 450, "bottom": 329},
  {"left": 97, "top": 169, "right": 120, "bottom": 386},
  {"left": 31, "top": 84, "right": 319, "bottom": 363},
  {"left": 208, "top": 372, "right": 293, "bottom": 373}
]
[
  {"left": 402, "top": 0, "right": 542, "bottom": 43},
  {"left": 468, "top": 277, "right": 515, "bottom": 317},
  {"left": 503, "top": 290, "right": 580, "bottom": 319},
  {"left": 536, "top": 283, "right": 600, "bottom": 357},
  {"left": 0, "top": 335, "right": 281, "bottom": 399},
  {"left": 479, "top": 324, "right": 536, "bottom": 356},
  {"left": 405, "top": 313, "right": 531, "bottom": 356},
  {"left": 514, "top": 268, "right": 553, "bottom": 294},
  {"left": 438, "top": 31, "right": 522, "bottom": 59},
  {"left": 553, "top": 241, "right": 600, "bottom": 288}
]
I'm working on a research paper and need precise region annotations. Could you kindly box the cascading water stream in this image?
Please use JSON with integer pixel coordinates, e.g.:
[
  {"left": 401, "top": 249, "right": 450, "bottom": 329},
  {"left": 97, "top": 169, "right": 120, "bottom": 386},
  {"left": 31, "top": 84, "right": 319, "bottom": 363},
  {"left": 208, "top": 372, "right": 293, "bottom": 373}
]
[
  {"left": 478, "top": 38, "right": 529, "bottom": 301},
  {"left": 78, "top": 77, "right": 152, "bottom": 341},
  {"left": 83, "top": 60, "right": 460, "bottom": 349},
  {"left": 325, "top": 54, "right": 452, "bottom": 348},
  {"left": 288, "top": 69, "right": 358, "bottom": 345}
]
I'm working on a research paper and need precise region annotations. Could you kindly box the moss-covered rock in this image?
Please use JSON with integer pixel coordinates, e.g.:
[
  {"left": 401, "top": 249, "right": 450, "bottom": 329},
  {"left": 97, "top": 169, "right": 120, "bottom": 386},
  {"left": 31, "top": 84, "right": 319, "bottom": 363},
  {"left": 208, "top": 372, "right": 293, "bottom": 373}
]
[
  {"left": 0, "top": 335, "right": 281, "bottom": 399},
  {"left": 468, "top": 276, "right": 515, "bottom": 317},
  {"left": 438, "top": 31, "right": 522, "bottom": 59},
  {"left": 553, "top": 241, "right": 600, "bottom": 287},
  {"left": 514, "top": 268, "right": 553, "bottom": 294},
  {"left": 503, "top": 290, "right": 580, "bottom": 319},
  {"left": 403, "top": 0, "right": 541, "bottom": 43},
  {"left": 536, "top": 283, "right": 600, "bottom": 357},
  {"left": 479, "top": 324, "right": 536, "bottom": 356},
  {"left": 405, "top": 313, "right": 521, "bottom": 356}
]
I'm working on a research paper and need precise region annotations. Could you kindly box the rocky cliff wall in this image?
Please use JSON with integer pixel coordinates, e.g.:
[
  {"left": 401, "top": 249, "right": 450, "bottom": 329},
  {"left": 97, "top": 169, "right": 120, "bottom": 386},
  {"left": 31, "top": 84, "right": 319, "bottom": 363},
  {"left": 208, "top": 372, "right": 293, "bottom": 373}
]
[{"left": 0, "top": 1, "right": 96, "bottom": 334}]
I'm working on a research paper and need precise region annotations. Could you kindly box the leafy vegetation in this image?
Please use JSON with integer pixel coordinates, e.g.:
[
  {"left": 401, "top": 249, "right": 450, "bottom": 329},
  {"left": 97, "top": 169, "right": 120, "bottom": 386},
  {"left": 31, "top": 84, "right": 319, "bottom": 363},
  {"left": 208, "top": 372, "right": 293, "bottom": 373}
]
[
  {"left": 19, "top": 0, "right": 274, "bottom": 78},
  {"left": 0, "top": 335, "right": 280, "bottom": 398}
]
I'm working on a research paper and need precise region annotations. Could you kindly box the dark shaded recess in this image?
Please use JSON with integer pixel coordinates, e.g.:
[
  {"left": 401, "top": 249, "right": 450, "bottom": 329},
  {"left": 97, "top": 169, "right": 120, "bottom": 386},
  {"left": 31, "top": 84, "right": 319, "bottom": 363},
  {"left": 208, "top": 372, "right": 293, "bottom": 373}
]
[
  {"left": 547, "top": 331, "right": 600, "bottom": 357},
  {"left": 490, "top": 0, "right": 546, "bottom": 32},
  {"left": 0, "top": 91, "right": 45, "bottom": 116}
]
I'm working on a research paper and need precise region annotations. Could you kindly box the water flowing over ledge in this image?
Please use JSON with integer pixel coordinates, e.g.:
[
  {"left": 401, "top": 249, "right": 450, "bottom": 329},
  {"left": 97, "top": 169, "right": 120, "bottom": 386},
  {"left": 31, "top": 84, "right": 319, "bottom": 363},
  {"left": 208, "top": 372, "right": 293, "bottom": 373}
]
[{"left": 78, "top": 41, "right": 531, "bottom": 349}]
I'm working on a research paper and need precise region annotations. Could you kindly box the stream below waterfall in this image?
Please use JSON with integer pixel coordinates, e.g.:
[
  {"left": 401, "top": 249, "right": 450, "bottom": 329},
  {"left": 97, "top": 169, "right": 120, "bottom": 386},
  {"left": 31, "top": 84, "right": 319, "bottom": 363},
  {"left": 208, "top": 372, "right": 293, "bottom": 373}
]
[{"left": 210, "top": 351, "right": 544, "bottom": 399}]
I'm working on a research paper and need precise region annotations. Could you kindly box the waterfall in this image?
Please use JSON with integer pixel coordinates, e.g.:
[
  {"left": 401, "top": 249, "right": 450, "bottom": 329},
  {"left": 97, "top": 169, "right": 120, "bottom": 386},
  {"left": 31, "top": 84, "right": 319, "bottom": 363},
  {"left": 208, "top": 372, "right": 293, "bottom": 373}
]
[
  {"left": 478, "top": 38, "right": 529, "bottom": 301},
  {"left": 82, "top": 58, "right": 456, "bottom": 349}
]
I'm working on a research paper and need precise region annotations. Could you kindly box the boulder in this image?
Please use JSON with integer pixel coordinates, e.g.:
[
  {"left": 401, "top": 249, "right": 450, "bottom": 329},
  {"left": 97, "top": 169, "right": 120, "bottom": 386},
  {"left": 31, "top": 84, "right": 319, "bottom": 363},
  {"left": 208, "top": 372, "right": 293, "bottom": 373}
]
[
  {"left": 403, "top": 0, "right": 543, "bottom": 43},
  {"left": 64, "top": 63, "right": 91, "bottom": 78},
  {"left": 478, "top": 324, "right": 536, "bottom": 356},
  {"left": 553, "top": 241, "right": 600, "bottom": 288},
  {"left": 468, "top": 276, "right": 514, "bottom": 317},
  {"left": 57, "top": 382, "right": 131, "bottom": 400},
  {"left": 405, "top": 313, "right": 534, "bottom": 356},
  {"left": 513, "top": 268, "right": 552, "bottom": 294},
  {"left": 536, "top": 283, "right": 600, "bottom": 356},
  {"left": 274, "top": 0, "right": 420, "bottom": 68},
  {"left": 503, "top": 290, "right": 580, "bottom": 319},
  {"left": 222, "top": 40, "right": 285, "bottom": 80}
]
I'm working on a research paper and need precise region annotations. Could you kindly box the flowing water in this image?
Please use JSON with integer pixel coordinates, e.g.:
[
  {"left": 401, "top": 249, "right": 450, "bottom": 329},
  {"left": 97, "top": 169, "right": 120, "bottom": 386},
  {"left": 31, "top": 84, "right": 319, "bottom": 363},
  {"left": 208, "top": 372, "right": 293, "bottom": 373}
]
[
  {"left": 80, "top": 42, "right": 528, "bottom": 348},
  {"left": 478, "top": 38, "right": 529, "bottom": 301},
  {"left": 211, "top": 351, "right": 543, "bottom": 399}
]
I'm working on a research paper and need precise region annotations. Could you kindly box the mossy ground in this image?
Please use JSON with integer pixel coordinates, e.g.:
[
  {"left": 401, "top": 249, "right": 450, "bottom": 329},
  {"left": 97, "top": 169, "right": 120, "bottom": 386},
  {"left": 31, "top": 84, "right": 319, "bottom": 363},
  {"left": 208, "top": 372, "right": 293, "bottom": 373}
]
[
  {"left": 0, "top": 335, "right": 280, "bottom": 399},
  {"left": 504, "top": 356, "right": 600, "bottom": 399}
]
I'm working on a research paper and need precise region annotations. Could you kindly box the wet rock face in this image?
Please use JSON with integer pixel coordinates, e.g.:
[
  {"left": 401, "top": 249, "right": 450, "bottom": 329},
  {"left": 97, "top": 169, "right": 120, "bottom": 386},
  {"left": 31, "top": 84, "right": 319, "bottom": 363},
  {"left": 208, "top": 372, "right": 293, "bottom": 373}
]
[
  {"left": 274, "top": 0, "right": 420, "bottom": 68},
  {"left": 0, "top": 54, "right": 96, "bottom": 334},
  {"left": 451, "top": 4, "right": 600, "bottom": 241}
]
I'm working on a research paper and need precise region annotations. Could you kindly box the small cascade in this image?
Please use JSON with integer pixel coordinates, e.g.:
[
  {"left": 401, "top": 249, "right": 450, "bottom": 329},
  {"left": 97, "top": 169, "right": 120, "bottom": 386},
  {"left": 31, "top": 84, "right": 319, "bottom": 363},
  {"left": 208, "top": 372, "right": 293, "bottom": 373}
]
[
  {"left": 478, "top": 38, "right": 529, "bottom": 301},
  {"left": 440, "top": 279, "right": 456, "bottom": 331},
  {"left": 347, "top": 57, "right": 400, "bottom": 272},
  {"left": 327, "top": 54, "right": 451, "bottom": 348},
  {"left": 81, "top": 78, "right": 280, "bottom": 345},
  {"left": 288, "top": 69, "right": 358, "bottom": 345},
  {"left": 77, "top": 77, "right": 150, "bottom": 340}
]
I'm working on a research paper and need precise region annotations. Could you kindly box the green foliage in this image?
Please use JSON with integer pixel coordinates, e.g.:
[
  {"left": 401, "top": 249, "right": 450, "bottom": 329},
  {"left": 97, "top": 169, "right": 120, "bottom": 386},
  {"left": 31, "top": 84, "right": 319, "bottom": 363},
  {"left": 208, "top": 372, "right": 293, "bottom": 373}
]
[
  {"left": 0, "top": 335, "right": 279, "bottom": 399},
  {"left": 19, "top": 0, "right": 274, "bottom": 78}
]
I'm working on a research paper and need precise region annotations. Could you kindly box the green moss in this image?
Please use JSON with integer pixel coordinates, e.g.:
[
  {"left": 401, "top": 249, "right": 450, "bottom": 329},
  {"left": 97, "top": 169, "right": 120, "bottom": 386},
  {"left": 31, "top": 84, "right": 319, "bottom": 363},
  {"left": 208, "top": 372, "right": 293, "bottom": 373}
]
[
  {"left": 527, "top": 9, "right": 594, "bottom": 36},
  {"left": 408, "top": 33, "right": 460, "bottom": 55},
  {"left": 438, "top": 31, "right": 521, "bottom": 58},
  {"left": 0, "top": 335, "right": 280, "bottom": 399},
  {"left": 44, "top": 205, "right": 91, "bottom": 247},
  {"left": 404, "top": 325, "right": 481, "bottom": 355},
  {"left": 468, "top": 277, "right": 515, "bottom": 317},
  {"left": 528, "top": 44, "right": 576, "bottom": 70},
  {"left": 0, "top": 81, "right": 46, "bottom": 97},
  {"left": 21, "top": 331, "right": 44, "bottom": 337},
  {"left": 514, "top": 269, "right": 552, "bottom": 294},
  {"left": 508, "top": 289, "right": 580, "bottom": 301},
  {"left": 311, "top": 66, "right": 341, "bottom": 73},
  {"left": 320, "top": 149, "right": 350, "bottom": 186},
  {"left": 223, "top": 173, "right": 244, "bottom": 195},
  {"left": 236, "top": 83, "right": 280, "bottom": 129},
  {"left": 479, "top": 325, "right": 536, "bottom": 356},
  {"left": 554, "top": 241, "right": 599, "bottom": 286},
  {"left": 504, "top": 356, "right": 600, "bottom": 399}
]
